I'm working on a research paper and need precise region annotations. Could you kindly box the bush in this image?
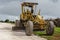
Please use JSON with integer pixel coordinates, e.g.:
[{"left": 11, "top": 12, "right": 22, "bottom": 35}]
[
  {"left": 5, "top": 19, "right": 9, "bottom": 22},
  {"left": 9, "top": 21, "right": 15, "bottom": 23},
  {"left": 0, "top": 20, "right": 4, "bottom": 22}
]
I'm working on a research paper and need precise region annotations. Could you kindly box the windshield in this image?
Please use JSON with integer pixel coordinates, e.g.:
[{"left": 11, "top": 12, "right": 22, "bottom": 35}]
[{"left": 23, "top": 5, "right": 39, "bottom": 15}]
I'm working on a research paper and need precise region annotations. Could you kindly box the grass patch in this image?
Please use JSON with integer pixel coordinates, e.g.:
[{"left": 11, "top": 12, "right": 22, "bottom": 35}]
[{"left": 34, "top": 27, "right": 60, "bottom": 40}]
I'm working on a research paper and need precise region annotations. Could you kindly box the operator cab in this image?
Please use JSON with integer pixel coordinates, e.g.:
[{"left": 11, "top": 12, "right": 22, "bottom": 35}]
[
  {"left": 21, "top": 2, "right": 43, "bottom": 20},
  {"left": 21, "top": 2, "right": 38, "bottom": 14}
]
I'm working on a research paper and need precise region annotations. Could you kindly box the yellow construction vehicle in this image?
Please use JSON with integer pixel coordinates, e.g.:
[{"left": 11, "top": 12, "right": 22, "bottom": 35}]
[{"left": 12, "top": 2, "right": 55, "bottom": 36}]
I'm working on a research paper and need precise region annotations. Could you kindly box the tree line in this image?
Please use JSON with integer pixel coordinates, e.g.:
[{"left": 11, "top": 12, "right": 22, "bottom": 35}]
[
  {"left": 0, "top": 19, "right": 15, "bottom": 23},
  {"left": 0, "top": 18, "right": 60, "bottom": 27}
]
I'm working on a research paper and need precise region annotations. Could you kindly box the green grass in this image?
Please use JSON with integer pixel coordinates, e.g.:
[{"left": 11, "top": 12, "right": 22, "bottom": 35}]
[{"left": 34, "top": 27, "right": 60, "bottom": 40}]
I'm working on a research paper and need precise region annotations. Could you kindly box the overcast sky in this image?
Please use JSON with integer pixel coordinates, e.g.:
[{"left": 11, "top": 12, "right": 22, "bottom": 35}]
[{"left": 0, "top": 0, "right": 60, "bottom": 21}]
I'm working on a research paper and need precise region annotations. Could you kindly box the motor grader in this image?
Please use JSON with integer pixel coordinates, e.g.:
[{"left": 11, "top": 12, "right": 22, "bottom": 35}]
[{"left": 12, "top": 2, "right": 55, "bottom": 36}]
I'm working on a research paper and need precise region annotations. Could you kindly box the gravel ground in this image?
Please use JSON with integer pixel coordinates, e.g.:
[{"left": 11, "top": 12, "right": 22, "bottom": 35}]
[{"left": 0, "top": 22, "right": 47, "bottom": 40}]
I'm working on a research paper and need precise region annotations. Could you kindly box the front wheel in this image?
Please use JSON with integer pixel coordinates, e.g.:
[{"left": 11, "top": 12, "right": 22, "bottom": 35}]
[
  {"left": 25, "top": 21, "right": 33, "bottom": 36},
  {"left": 46, "top": 21, "right": 55, "bottom": 35}
]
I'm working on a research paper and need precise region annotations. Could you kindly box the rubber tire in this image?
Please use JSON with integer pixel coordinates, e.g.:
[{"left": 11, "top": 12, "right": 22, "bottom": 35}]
[
  {"left": 46, "top": 21, "right": 55, "bottom": 35},
  {"left": 25, "top": 21, "right": 33, "bottom": 36}
]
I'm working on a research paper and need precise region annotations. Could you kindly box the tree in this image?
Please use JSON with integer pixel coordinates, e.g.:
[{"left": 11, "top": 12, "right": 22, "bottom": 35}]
[{"left": 5, "top": 19, "right": 9, "bottom": 22}]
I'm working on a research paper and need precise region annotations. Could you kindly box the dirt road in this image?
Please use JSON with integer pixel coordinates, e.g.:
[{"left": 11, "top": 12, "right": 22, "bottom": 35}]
[{"left": 0, "top": 22, "right": 47, "bottom": 40}]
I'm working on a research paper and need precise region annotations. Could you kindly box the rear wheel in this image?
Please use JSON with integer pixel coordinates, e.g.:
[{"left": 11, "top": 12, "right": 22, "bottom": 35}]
[
  {"left": 46, "top": 21, "right": 55, "bottom": 35},
  {"left": 25, "top": 21, "right": 33, "bottom": 36}
]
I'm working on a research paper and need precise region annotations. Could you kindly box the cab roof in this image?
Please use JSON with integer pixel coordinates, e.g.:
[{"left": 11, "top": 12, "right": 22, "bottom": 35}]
[{"left": 22, "top": 2, "right": 38, "bottom": 7}]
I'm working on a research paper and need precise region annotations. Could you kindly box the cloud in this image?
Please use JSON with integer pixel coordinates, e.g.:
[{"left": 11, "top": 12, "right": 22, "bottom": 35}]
[
  {"left": 50, "top": 0, "right": 58, "bottom": 3},
  {"left": 39, "top": 0, "right": 60, "bottom": 17},
  {"left": 43, "top": 15, "right": 57, "bottom": 19},
  {"left": 0, "top": 0, "right": 60, "bottom": 21},
  {"left": 0, "top": 14, "right": 19, "bottom": 21},
  {"left": 0, "top": 1, "right": 21, "bottom": 16}
]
